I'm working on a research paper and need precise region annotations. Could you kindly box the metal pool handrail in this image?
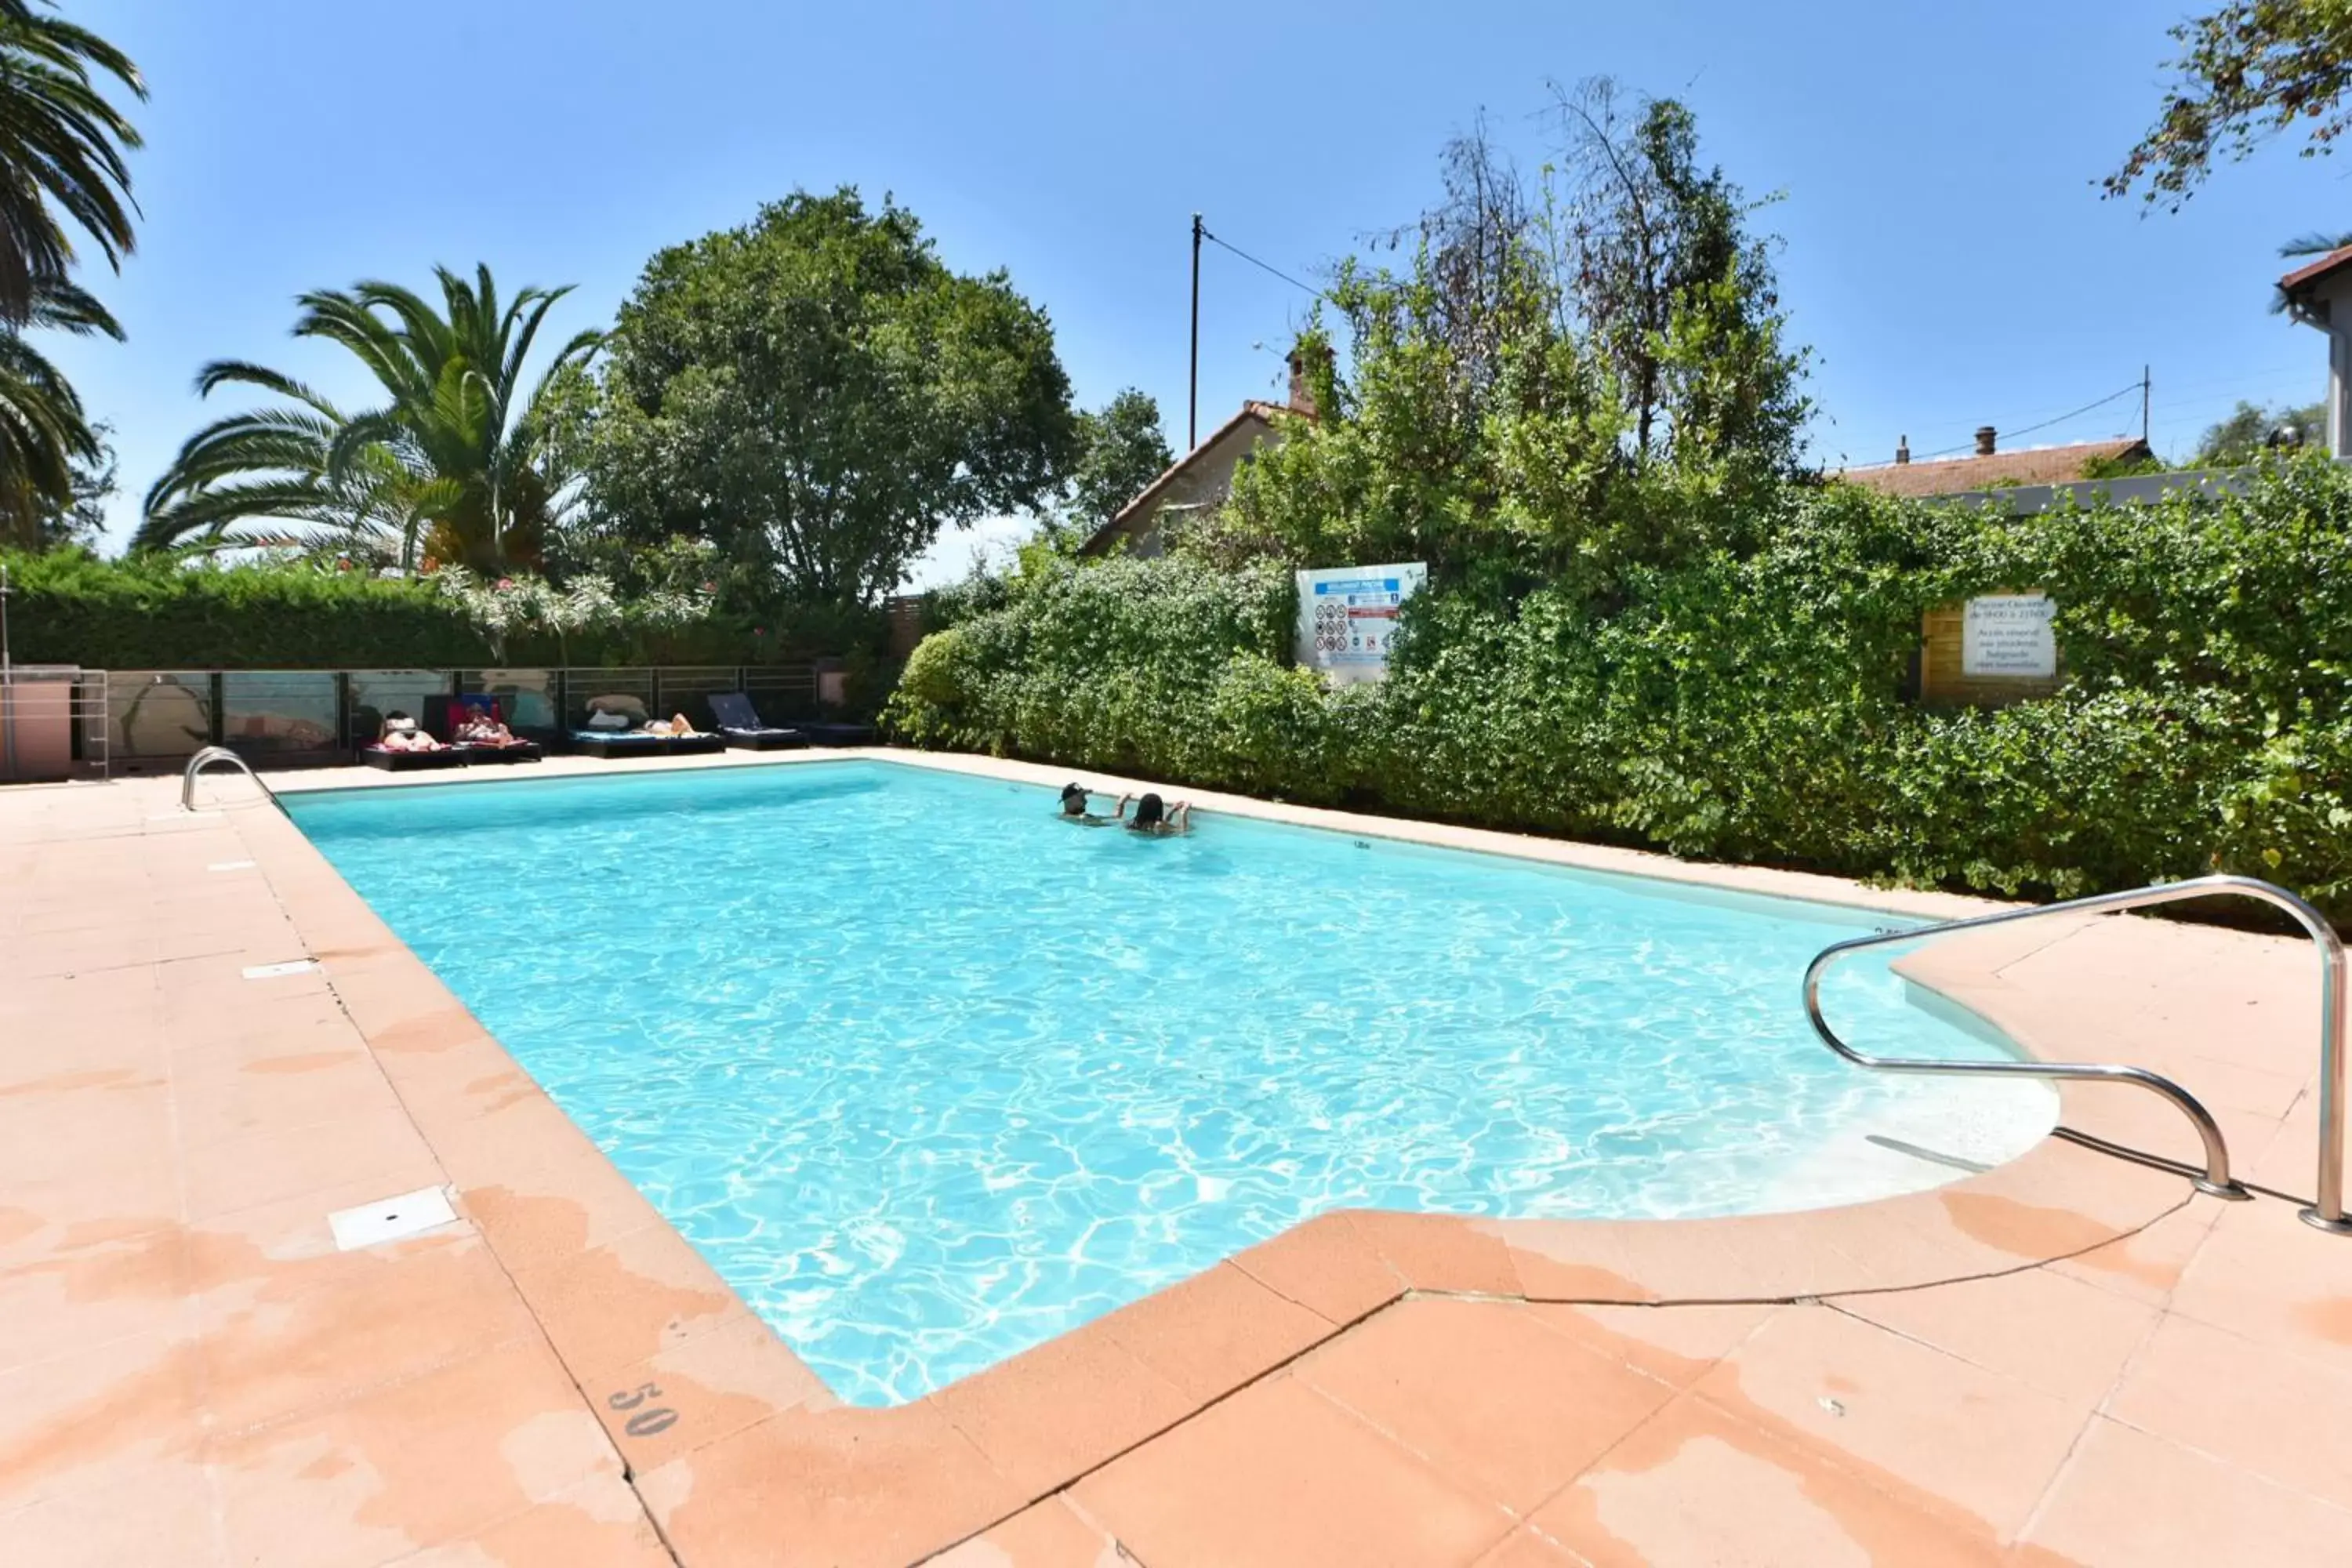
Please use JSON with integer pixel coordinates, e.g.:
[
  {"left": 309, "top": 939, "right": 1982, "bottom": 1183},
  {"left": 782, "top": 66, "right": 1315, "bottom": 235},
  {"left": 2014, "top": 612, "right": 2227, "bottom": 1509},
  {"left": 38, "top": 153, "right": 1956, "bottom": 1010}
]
[
  {"left": 1805, "top": 873, "right": 2349, "bottom": 1230},
  {"left": 182, "top": 745, "right": 283, "bottom": 815}
]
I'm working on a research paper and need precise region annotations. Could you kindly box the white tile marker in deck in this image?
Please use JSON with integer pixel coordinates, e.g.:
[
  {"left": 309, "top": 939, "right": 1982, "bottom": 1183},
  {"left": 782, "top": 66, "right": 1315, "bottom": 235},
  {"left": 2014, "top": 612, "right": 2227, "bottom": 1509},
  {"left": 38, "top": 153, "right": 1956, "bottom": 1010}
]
[
  {"left": 329, "top": 1186, "right": 459, "bottom": 1250},
  {"left": 241, "top": 959, "right": 317, "bottom": 979}
]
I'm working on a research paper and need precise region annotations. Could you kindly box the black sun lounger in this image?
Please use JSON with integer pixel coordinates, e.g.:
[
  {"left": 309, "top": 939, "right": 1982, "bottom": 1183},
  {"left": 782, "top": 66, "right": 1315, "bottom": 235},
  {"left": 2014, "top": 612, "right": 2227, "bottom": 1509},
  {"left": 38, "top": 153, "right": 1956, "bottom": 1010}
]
[
  {"left": 571, "top": 728, "right": 729, "bottom": 759},
  {"left": 572, "top": 728, "right": 670, "bottom": 760},
  {"left": 358, "top": 744, "right": 467, "bottom": 772},
  {"left": 426, "top": 696, "right": 543, "bottom": 764},
  {"left": 706, "top": 691, "right": 809, "bottom": 751}
]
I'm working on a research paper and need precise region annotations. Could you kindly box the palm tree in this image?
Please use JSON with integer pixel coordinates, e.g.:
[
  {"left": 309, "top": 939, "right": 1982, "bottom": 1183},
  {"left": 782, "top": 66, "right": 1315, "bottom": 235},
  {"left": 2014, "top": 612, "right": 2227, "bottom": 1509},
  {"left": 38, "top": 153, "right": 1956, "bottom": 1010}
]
[
  {"left": 140, "top": 265, "right": 601, "bottom": 572},
  {"left": 132, "top": 365, "right": 456, "bottom": 568},
  {"left": 0, "top": 0, "right": 143, "bottom": 330},
  {"left": 0, "top": 273, "right": 118, "bottom": 547}
]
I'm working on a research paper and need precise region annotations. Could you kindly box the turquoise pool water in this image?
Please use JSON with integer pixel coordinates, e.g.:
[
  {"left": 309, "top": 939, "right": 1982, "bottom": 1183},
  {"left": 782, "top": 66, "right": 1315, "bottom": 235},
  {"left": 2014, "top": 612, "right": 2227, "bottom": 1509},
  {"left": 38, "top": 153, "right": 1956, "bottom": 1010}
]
[{"left": 285, "top": 760, "right": 2053, "bottom": 1406}]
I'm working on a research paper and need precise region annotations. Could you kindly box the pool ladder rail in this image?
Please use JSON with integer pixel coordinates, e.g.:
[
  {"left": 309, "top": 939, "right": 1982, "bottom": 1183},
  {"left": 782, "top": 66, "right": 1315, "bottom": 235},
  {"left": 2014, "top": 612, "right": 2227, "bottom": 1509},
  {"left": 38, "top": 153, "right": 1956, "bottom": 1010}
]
[
  {"left": 181, "top": 745, "right": 286, "bottom": 815},
  {"left": 1803, "top": 873, "right": 2350, "bottom": 1235}
]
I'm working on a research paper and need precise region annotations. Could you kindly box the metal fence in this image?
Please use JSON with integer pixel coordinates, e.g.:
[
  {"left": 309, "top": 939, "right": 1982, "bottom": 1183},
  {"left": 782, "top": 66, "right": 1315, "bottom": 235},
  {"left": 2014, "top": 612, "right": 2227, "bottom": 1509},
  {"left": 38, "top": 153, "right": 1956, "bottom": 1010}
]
[
  {"left": 1, "top": 666, "right": 110, "bottom": 782},
  {"left": 90, "top": 664, "right": 825, "bottom": 773}
]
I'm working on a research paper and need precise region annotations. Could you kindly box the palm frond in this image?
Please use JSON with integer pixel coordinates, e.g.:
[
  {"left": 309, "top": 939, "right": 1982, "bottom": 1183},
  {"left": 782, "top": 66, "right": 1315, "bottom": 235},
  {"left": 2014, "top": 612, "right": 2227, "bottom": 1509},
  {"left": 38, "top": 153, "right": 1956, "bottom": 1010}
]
[{"left": 0, "top": 4, "right": 143, "bottom": 326}]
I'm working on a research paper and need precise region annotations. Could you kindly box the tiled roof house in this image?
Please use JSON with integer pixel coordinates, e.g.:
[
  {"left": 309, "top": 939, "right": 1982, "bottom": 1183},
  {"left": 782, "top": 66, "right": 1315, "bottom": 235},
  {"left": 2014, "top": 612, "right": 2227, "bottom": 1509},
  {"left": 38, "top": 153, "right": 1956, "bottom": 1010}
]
[{"left": 1837, "top": 426, "right": 2153, "bottom": 499}]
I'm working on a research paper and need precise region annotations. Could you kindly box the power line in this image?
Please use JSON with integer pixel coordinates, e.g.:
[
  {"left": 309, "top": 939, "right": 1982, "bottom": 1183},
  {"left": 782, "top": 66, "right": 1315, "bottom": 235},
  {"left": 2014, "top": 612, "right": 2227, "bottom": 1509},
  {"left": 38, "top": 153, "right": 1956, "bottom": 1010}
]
[
  {"left": 1914, "top": 381, "right": 2145, "bottom": 460},
  {"left": 1200, "top": 227, "right": 1327, "bottom": 302}
]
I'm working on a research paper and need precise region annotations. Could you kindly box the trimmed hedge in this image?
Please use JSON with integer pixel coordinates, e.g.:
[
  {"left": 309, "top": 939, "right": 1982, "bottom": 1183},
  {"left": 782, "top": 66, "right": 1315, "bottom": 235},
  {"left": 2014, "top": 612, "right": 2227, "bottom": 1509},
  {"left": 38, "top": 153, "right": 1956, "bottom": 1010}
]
[
  {"left": 3, "top": 551, "right": 495, "bottom": 667},
  {"left": 0, "top": 550, "right": 891, "bottom": 673},
  {"left": 885, "top": 458, "right": 2352, "bottom": 920}
]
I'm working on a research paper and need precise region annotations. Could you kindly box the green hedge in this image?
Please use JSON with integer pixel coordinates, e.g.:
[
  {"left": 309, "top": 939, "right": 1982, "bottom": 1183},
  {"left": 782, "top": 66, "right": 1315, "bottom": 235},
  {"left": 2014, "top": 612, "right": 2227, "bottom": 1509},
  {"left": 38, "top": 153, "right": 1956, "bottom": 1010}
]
[
  {"left": 0, "top": 550, "right": 891, "bottom": 674},
  {"left": 2, "top": 550, "right": 492, "bottom": 667},
  {"left": 884, "top": 459, "right": 2352, "bottom": 920}
]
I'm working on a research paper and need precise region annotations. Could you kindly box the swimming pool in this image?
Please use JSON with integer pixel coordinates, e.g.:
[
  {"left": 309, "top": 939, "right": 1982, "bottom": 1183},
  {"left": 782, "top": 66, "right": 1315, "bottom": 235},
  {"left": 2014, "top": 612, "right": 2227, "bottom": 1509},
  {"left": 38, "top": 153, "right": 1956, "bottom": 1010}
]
[{"left": 285, "top": 760, "right": 2054, "bottom": 1406}]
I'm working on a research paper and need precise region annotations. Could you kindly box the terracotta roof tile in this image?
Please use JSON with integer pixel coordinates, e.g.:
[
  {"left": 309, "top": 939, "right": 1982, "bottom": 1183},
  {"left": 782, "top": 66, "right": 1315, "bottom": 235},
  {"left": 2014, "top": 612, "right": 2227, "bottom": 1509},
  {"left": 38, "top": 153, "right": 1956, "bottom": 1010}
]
[
  {"left": 2278, "top": 244, "right": 2352, "bottom": 296},
  {"left": 1836, "top": 438, "right": 2150, "bottom": 499}
]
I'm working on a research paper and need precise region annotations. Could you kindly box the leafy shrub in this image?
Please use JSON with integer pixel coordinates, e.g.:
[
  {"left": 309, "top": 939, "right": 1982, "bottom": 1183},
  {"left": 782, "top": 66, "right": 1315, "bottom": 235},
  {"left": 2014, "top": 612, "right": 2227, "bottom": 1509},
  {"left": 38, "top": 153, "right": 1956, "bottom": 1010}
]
[
  {"left": 886, "top": 457, "right": 2352, "bottom": 920},
  {"left": 0, "top": 549, "right": 883, "bottom": 672}
]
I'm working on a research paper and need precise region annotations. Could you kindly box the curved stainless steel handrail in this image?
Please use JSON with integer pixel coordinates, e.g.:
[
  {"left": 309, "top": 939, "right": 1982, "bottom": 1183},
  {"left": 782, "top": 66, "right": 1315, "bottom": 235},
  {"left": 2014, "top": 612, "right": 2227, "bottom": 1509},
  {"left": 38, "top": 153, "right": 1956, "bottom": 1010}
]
[
  {"left": 181, "top": 745, "right": 282, "bottom": 814},
  {"left": 1806, "top": 873, "right": 2348, "bottom": 1230}
]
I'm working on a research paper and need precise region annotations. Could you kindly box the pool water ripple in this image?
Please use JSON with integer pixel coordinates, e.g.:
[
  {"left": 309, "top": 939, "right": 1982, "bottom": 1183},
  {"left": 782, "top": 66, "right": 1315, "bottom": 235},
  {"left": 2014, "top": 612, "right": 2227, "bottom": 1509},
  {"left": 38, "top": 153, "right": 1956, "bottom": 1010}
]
[{"left": 287, "top": 761, "right": 2053, "bottom": 1406}]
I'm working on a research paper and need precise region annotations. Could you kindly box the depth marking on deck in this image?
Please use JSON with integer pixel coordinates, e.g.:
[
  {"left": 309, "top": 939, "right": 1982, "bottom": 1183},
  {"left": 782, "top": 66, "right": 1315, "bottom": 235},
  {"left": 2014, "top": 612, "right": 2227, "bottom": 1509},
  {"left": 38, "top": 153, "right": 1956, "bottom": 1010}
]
[
  {"left": 241, "top": 959, "right": 318, "bottom": 980},
  {"left": 328, "top": 1186, "right": 459, "bottom": 1250}
]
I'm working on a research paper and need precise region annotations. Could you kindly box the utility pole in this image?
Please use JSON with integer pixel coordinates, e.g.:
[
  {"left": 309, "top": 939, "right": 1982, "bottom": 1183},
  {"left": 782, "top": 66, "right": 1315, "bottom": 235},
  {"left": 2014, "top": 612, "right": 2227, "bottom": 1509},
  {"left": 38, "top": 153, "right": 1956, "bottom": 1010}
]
[
  {"left": 2142, "top": 365, "right": 2151, "bottom": 446},
  {"left": 1189, "top": 212, "right": 1204, "bottom": 451}
]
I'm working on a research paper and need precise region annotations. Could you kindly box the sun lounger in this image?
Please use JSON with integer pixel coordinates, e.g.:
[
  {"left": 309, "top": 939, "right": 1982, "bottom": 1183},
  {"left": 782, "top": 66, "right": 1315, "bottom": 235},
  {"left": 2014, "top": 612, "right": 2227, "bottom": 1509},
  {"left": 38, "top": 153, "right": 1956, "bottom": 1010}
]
[
  {"left": 359, "top": 743, "right": 466, "bottom": 772},
  {"left": 427, "top": 696, "right": 543, "bottom": 764},
  {"left": 571, "top": 728, "right": 670, "bottom": 760},
  {"left": 707, "top": 691, "right": 809, "bottom": 751},
  {"left": 570, "top": 726, "right": 728, "bottom": 759}
]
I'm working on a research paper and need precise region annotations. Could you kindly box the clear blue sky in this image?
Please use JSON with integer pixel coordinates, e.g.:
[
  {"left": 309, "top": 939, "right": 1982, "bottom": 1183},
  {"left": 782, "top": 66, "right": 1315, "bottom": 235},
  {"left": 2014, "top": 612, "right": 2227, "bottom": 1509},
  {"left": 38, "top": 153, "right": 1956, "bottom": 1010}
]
[{"left": 46, "top": 0, "right": 2349, "bottom": 583}]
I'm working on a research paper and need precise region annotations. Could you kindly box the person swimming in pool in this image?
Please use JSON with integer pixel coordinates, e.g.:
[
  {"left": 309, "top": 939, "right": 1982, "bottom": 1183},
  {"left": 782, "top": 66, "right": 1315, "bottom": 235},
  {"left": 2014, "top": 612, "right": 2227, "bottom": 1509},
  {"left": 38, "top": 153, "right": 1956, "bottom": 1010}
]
[
  {"left": 1116, "top": 791, "right": 1192, "bottom": 836},
  {"left": 1056, "top": 782, "right": 1116, "bottom": 826}
]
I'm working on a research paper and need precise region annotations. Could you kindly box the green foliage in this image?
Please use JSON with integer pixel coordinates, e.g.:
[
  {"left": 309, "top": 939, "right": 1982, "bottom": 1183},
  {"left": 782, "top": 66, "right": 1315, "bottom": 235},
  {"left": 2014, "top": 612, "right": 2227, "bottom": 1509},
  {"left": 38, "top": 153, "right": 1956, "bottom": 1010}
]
[
  {"left": 2077, "top": 452, "right": 2171, "bottom": 481},
  {"left": 1052, "top": 388, "right": 1172, "bottom": 541},
  {"left": 0, "top": 549, "right": 845, "bottom": 671},
  {"left": 2108, "top": 0, "right": 2352, "bottom": 205},
  {"left": 2, "top": 549, "right": 494, "bottom": 668},
  {"left": 136, "top": 265, "right": 603, "bottom": 573},
  {"left": 558, "top": 187, "right": 1076, "bottom": 607},
  {"left": 1207, "top": 85, "right": 1808, "bottom": 608},
  {"left": 0, "top": 278, "right": 121, "bottom": 546},
  {"left": 887, "top": 456, "right": 2352, "bottom": 920},
  {"left": 0, "top": 2, "right": 140, "bottom": 543},
  {"left": 0, "top": 1, "right": 143, "bottom": 329},
  {"left": 34, "top": 419, "right": 114, "bottom": 549},
  {"left": 2194, "top": 397, "right": 2327, "bottom": 466}
]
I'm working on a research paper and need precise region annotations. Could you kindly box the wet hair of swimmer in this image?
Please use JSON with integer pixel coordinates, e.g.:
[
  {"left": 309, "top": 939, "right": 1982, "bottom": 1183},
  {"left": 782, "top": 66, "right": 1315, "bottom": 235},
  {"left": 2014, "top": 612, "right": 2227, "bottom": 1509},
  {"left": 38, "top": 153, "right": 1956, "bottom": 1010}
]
[
  {"left": 1132, "top": 792, "right": 1165, "bottom": 826},
  {"left": 1060, "top": 782, "right": 1088, "bottom": 815}
]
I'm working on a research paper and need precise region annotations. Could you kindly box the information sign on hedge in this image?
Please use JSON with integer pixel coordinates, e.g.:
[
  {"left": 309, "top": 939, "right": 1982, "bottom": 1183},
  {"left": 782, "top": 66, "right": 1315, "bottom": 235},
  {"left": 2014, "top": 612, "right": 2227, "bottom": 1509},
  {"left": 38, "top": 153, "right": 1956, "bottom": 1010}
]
[
  {"left": 1295, "top": 562, "right": 1427, "bottom": 685},
  {"left": 1921, "top": 590, "right": 2060, "bottom": 705},
  {"left": 1962, "top": 593, "right": 2057, "bottom": 677}
]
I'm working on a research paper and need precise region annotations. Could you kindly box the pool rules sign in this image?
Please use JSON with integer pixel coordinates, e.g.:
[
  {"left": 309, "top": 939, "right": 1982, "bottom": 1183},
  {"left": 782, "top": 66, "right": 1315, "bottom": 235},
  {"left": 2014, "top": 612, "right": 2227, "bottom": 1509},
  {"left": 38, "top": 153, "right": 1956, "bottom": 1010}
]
[{"left": 1296, "top": 562, "right": 1428, "bottom": 685}]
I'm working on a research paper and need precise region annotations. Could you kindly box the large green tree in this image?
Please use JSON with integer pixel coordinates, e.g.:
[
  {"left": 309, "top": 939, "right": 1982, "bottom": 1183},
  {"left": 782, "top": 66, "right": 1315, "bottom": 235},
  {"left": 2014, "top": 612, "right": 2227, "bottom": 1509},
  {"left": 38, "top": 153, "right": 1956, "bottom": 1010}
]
[
  {"left": 2195, "top": 397, "right": 2328, "bottom": 463},
  {"left": 558, "top": 188, "right": 1076, "bottom": 606},
  {"left": 137, "top": 265, "right": 601, "bottom": 572},
  {"left": 1055, "top": 387, "right": 1171, "bottom": 539},
  {"left": 2110, "top": 1, "right": 2352, "bottom": 204},
  {"left": 1214, "top": 83, "right": 1809, "bottom": 601}
]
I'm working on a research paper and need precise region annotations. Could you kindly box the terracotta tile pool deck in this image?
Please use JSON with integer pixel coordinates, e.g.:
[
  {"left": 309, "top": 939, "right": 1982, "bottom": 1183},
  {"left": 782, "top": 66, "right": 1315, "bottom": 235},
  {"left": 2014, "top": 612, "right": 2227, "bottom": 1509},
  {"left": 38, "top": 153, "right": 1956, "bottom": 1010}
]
[{"left": 4, "top": 748, "right": 2352, "bottom": 1566}]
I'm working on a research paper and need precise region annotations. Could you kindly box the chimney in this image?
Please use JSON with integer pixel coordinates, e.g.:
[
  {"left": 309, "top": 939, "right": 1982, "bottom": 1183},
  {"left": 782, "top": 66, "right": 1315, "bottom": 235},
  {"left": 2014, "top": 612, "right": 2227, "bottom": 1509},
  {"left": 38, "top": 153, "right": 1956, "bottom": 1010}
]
[
  {"left": 1894, "top": 435, "right": 1910, "bottom": 465},
  {"left": 1974, "top": 425, "right": 1997, "bottom": 457},
  {"left": 1285, "top": 343, "right": 1330, "bottom": 419}
]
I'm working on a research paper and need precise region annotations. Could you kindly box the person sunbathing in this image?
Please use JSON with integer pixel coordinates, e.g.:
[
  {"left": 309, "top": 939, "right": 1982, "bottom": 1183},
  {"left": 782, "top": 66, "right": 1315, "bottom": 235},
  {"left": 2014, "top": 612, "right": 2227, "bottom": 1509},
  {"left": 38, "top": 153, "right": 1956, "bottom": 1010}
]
[
  {"left": 1116, "top": 791, "right": 1192, "bottom": 836},
  {"left": 643, "top": 712, "right": 701, "bottom": 737},
  {"left": 376, "top": 712, "right": 445, "bottom": 752},
  {"left": 455, "top": 710, "right": 521, "bottom": 747}
]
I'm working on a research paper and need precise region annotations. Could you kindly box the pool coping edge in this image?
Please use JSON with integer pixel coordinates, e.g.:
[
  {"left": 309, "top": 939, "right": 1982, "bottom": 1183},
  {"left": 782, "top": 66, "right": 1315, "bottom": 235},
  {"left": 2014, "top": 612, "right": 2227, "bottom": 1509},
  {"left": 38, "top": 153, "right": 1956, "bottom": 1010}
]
[{"left": 223, "top": 748, "right": 2197, "bottom": 1568}]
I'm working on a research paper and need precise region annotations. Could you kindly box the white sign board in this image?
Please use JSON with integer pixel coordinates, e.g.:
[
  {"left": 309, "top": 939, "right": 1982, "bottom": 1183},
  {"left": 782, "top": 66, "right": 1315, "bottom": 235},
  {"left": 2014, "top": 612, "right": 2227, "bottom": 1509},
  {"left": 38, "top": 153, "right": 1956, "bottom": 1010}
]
[
  {"left": 1961, "top": 593, "right": 2057, "bottom": 677},
  {"left": 1295, "top": 562, "right": 1427, "bottom": 685}
]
